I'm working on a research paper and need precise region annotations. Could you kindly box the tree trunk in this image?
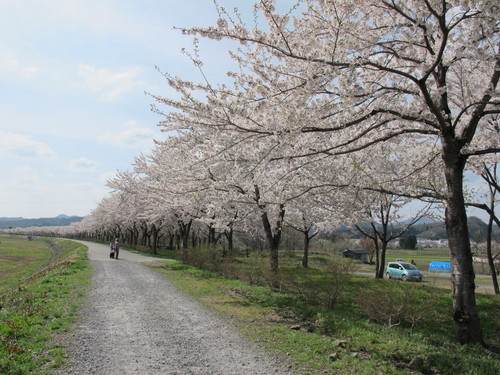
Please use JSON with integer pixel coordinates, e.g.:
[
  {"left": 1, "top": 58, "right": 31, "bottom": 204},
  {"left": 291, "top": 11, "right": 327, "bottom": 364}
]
[
  {"left": 370, "top": 222, "right": 383, "bottom": 279},
  {"left": 261, "top": 209, "right": 280, "bottom": 286},
  {"left": 150, "top": 223, "right": 158, "bottom": 255},
  {"left": 486, "top": 213, "right": 500, "bottom": 295},
  {"left": 254, "top": 185, "right": 285, "bottom": 288},
  {"left": 228, "top": 229, "right": 233, "bottom": 256},
  {"left": 224, "top": 226, "right": 234, "bottom": 257},
  {"left": 191, "top": 230, "right": 198, "bottom": 248},
  {"left": 376, "top": 242, "right": 388, "bottom": 279},
  {"left": 302, "top": 230, "right": 310, "bottom": 268},
  {"left": 443, "top": 151, "right": 484, "bottom": 344},
  {"left": 168, "top": 233, "right": 175, "bottom": 251},
  {"left": 178, "top": 220, "right": 192, "bottom": 263},
  {"left": 207, "top": 219, "right": 218, "bottom": 247},
  {"left": 141, "top": 222, "right": 149, "bottom": 247},
  {"left": 259, "top": 204, "right": 285, "bottom": 289},
  {"left": 132, "top": 222, "right": 139, "bottom": 247}
]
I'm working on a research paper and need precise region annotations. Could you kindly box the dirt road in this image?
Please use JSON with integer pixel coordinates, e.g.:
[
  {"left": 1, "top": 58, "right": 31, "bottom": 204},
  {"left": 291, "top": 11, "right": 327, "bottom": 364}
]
[{"left": 56, "top": 241, "right": 292, "bottom": 375}]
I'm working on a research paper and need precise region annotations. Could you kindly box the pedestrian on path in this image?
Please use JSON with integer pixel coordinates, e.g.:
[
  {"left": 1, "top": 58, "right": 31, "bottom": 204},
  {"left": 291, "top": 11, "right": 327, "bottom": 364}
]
[{"left": 113, "top": 239, "right": 120, "bottom": 260}]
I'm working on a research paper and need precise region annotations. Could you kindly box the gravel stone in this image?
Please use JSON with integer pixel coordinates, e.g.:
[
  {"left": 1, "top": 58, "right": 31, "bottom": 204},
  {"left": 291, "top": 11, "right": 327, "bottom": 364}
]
[{"left": 54, "top": 241, "right": 293, "bottom": 375}]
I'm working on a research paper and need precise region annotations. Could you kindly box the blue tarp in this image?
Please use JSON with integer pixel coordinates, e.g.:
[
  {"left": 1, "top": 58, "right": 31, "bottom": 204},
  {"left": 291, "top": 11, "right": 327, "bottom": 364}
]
[{"left": 428, "top": 261, "right": 451, "bottom": 273}]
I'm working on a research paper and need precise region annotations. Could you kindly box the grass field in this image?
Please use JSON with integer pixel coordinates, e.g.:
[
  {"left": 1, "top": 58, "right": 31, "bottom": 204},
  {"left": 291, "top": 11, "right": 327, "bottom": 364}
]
[
  {"left": 0, "top": 236, "right": 91, "bottom": 375},
  {"left": 132, "top": 244, "right": 499, "bottom": 295},
  {"left": 152, "top": 255, "right": 500, "bottom": 375},
  {"left": 0, "top": 234, "right": 54, "bottom": 292},
  {"left": 146, "top": 245, "right": 500, "bottom": 375}
]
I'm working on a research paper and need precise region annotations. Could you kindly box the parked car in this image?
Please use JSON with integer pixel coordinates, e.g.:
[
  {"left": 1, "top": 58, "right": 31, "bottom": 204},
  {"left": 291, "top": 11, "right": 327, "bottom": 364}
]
[{"left": 386, "top": 261, "right": 423, "bottom": 282}]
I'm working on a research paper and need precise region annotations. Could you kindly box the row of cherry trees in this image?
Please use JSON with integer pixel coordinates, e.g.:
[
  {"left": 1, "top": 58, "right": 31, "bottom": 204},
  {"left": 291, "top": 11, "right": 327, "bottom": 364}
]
[
  {"left": 10, "top": 1, "right": 498, "bottom": 345},
  {"left": 169, "top": 0, "right": 498, "bottom": 345}
]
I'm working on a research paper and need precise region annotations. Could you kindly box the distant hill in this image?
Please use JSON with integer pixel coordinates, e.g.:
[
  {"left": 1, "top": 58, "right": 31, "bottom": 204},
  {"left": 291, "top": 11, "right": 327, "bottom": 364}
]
[
  {"left": 333, "top": 216, "right": 499, "bottom": 241},
  {"left": 409, "top": 216, "right": 499, "bottom": 241},
  {"left": 402, "top": 217, "right": 437, "bottom": 225},
  {"left": 0, "top": 215, "right": 85, "bottom": 229}
]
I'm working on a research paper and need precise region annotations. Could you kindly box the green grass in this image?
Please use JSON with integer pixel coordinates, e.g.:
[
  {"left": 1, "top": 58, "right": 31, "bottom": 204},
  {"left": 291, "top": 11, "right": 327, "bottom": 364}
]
[
  {"left": 124, "top": 245, "right": 178, "bottom": 260},
  {"left": 0, "top": 237, "right": 91, "bottom": 375},
  {"left": 0, "top": 235, "right": 53, "bottom": 293},
  {"left": 3, "top": 237, "right": 494, "bottom": 374},
  {"left": 150, "top": 254, "right": 500, "bottom": 375}
]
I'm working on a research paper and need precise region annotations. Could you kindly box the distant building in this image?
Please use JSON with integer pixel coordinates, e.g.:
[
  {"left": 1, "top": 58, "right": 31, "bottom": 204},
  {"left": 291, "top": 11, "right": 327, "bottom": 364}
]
[
  {"left": 417, "top": 238, "right": 449, "bottom": 248},
  {"left": 342, "top": 249, "right": 369, "bottom": 263}
]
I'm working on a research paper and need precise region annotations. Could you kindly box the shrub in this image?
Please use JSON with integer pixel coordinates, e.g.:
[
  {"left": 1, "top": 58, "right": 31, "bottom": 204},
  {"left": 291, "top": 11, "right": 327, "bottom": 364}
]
[
  {"left": 281, "top": 258, "right": 353, "bottom": 309},
  {"left": 185, "top": 247, "right": 220, "bottom": 271},
  {"left": 357, "top": 282, "right": 438, "bottom": 328}
]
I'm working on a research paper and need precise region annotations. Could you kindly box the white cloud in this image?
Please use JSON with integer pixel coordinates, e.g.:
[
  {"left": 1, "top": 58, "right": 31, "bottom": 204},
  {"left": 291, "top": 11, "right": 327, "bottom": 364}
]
[
  {"left": 99, "top": 120, "right": 156, "bottom": 150},
  {"left": 0, "top": 49, "right": 41, "bottom": 79},
  {"left": 68, "top": 157, "right": 97, "bottom": 172},
  {"left": 0, "top": 131, "right": 57, "bottom": 159},
  {"left": 78, "top": 64, "right": 143, "bottom": 102}
]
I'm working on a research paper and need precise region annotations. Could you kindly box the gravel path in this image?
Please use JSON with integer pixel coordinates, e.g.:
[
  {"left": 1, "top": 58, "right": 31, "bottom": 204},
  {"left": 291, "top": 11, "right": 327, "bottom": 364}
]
[{"left": 56, "top": 241, "right": 293, "bottom": 375}]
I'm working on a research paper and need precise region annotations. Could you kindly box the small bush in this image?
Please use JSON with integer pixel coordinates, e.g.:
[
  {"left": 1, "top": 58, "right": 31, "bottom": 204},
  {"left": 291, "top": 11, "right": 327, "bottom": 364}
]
[
  {"left": 185, "top": 247, "right": 220, "bottom": 271},
  {"left": 281, "top": 258, "right": 353, "bottom": 309},
  {"left": 357, "top": 282, "right": 438, "bottom": 328}
]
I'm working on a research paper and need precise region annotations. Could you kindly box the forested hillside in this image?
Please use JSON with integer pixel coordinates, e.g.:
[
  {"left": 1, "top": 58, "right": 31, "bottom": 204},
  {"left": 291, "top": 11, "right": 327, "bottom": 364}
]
[
  {"left": 409, "top": 217, "right": 499, "bottom": 241},
  {"left": 336, "top": 216, "right": 499, "bottom": 241},
  {"left": 0, "top": 215, "right": 84, "bottom": 229}
]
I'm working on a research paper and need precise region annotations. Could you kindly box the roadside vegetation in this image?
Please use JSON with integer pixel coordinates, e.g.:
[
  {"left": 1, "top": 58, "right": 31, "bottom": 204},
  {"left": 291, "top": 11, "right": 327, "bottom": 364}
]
[
  {"left": 0, "top": 235, "right": 90, "bottom": 375},
  {"left": 150, "top": 248, "right": 500, "bottom": 375},
  {"left": 0, "top": 235, "right": 53, "bottom": 293},
  {"left": 1, "top": 233, "right": 498, "bottom": 374}
]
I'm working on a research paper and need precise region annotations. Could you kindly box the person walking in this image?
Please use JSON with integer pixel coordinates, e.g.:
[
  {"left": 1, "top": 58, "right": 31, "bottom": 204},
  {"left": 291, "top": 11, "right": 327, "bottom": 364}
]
[{"left": 114, "top": 239, "right": 120, "bottom": 260}]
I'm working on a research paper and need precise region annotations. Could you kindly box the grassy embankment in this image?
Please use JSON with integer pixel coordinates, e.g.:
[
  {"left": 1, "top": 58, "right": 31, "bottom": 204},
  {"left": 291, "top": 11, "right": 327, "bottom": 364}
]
[
  {"left": 149, "top": 248, "right": 500, "bottom": 375},
  {"left": 0, "top": 234, "right": 91, "bottom": 375}
]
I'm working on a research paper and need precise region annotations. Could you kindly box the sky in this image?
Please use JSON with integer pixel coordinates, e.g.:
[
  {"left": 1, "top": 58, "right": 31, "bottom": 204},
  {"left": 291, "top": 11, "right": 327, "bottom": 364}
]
[
  {"left": 0, "top": 0, "right": 245, "bottom": 218},
  {"left": 0, "top": 0, "right": 491, "bottom": 222}
]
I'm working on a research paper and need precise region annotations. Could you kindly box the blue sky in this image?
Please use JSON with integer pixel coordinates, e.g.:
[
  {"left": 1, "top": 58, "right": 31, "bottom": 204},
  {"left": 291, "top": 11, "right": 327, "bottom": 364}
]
[
  {"left": 0, "top": 0, "right": 242, "bottom": 218},
  {"left": 0, "top": 0, "right": 490, "bottom": 222}
]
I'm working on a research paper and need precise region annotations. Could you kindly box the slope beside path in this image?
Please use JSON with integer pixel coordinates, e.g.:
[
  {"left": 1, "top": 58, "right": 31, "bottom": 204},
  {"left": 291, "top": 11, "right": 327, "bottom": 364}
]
[{"left": 55, "top": 241, "right": 292, "bottom": 375}]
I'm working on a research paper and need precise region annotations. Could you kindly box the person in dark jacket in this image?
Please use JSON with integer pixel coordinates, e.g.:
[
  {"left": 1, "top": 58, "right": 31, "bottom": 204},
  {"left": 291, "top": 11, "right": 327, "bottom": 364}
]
[{"left": 113, "top": 239, "right": 120, "bottom": 259}]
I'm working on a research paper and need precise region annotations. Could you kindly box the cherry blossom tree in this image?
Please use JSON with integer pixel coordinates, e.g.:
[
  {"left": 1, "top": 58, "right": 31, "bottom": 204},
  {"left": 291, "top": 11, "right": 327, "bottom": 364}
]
[
  {"left": 359, "top": 236, "right": 376, "bottom": 264},
  {"left": 180, "top": 0, "right": 499, "bottom": 344},
  {"left": 132, "top": 142, "right": 207, "bottom": 261},
  {"left": 106, "top": 169, "right": 167, "bottom": 253},
  {"left": 354, "top": 192, "right": 429, "bottom": 278},
  {"left": 151, "top": 55, "right": 370, "bottom": 285},
  {"left": 467, "top": 156, "right": 500, "bottom": 294},
  {"left": 480, "top": 163, "right": 500, "bottom": 295},
  {"left": 89, "top": 196, "right": 125, "bottom": 242}
]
